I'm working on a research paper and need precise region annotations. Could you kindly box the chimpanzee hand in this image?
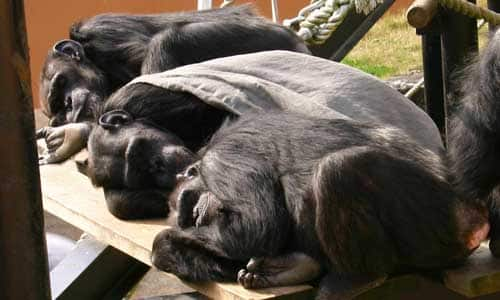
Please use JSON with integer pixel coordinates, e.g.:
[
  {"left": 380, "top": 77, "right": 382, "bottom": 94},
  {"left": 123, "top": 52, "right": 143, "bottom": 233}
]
[
  {"left": 36, "top": 123, "right": 90, "bottom": 165},
  {"left": 193, "top": 192, "right": 223, "bottom": 227}
]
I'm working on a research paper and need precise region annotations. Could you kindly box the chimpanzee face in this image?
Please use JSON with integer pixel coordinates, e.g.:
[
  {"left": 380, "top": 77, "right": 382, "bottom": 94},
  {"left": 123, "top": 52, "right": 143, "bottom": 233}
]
[
  {"left": 87, "top": 109, "right": 197, "bottom": 192},
  {"left": 40, "top": 40, "right": 108, "bottom": 126}
]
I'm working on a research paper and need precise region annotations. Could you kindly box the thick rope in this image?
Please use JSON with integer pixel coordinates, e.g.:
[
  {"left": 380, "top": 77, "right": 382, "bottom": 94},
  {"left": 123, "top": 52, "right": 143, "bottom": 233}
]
[
  {"left": 285, "top": 0, "right": 383, "bottom": 45},
  {"left": 439, "top": 0, "right": 500, "bottom": 25}
]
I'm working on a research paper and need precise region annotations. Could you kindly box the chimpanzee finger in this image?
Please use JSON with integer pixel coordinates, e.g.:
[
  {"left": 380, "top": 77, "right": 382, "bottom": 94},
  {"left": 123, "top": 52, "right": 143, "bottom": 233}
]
[
  {"left": 39, "top": 154, "right": 55, "bottom": 165},
  {"left": 36, "top": 127, "right": 50, "bottom": 139},
  {"left": 46, "top": 130, "right": 64, "bottom": 143},
  {"left": 47, "top": 138, "right": 64, "bottom": 152}
]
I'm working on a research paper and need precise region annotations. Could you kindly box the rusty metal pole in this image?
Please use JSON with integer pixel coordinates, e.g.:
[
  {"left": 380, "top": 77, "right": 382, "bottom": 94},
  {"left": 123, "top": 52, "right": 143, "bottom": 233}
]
[{"left": 0, "top": 1, "right": 51, "bottom": 300}]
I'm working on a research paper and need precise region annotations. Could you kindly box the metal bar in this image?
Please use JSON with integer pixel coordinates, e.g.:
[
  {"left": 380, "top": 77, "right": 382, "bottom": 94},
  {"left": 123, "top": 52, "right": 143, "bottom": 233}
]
[
  {"left": 51, "top": 236, "right": 149, "bottom": 300},
  {"left": 0, "top": 1, "right": 51, "bottom": 299},
  {"left": 309, "top": 0, "right": 395, "bottom": 61},
  {"left": 440, "top": 0, "right": 478, "bottom": 142},
  {"left": 488, "top": 0, "right": 500, "bottom": 32},
  {"left": 197, "top": 0, "right": 212, "bottom": 10},
  {"left": 271, "top": 0, "right": 280, "bottom": 23}
]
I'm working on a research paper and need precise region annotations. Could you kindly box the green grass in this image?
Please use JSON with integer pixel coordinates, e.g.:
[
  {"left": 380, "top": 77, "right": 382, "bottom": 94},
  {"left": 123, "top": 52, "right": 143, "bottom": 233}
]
[
  {"left": 341, "top": 0, "right": 489, "bottom": 79},
  {"left": 342, "top": 57, "right": 396, "bottom": 77},
  {"left": 341, "top": 11, "right": 421, "bottom": 79}
]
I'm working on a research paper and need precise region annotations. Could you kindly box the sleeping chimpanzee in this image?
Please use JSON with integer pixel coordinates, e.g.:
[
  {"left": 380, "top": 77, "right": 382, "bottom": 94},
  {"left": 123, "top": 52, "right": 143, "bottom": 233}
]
[
  {"left": 151, "top": 112, "right": 489, "bottom": 299},
  {"left": 85, "top": 87, "right": 229, "bottom": 219},
  {"left": 448, "top": 29, "right": 500, "bottom": 258},
  {"left": 37, "top": 5, "right": 309, "bottom": 163},
  {"left": 83, "top": 50, "right": 444, "bottom": 220}
]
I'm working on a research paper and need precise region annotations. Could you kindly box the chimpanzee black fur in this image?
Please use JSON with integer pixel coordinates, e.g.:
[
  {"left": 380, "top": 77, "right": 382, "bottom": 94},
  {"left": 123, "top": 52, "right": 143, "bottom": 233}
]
[
  {"left": 39, "top": 5, "right": 309, "bottom": 126},
  {"left": 448, "top": 29, "right": 500, "bottom": 257},
  {"left": 152, "top": 112, "right": 489, "bottom": 299},
  {"left": 85, "top": 84, "right": 233, "bottom": 219},
  {"left": 86, "top": 107, "right": 199, "bottom": 219}
]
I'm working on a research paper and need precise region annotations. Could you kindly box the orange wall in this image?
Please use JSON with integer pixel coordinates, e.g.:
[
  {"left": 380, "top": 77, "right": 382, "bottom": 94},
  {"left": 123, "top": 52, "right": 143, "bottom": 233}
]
[
  {"left": 24, "top": 0, "right": 413, "bottom": 108},
  {"left": 24, "top": 0, "right": 309, "bottom": 108}
]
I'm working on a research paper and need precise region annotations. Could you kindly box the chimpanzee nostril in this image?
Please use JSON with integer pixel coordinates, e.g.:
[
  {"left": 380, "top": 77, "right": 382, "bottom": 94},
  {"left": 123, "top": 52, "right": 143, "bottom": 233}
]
[
  {"left": 64, "top": 96, "right": 73, "bottom": 111},
  {"left": 98, "top": 109, "right": 133, "bottom": 130}
]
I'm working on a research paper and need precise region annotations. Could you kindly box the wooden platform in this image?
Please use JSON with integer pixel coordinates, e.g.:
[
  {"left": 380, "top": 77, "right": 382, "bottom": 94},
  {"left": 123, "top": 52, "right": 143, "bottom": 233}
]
[
  {"left": 40, "top": 161, "right": 314, "bottom": 300},
  {"left": 40, "top": 161, "right": 500, "bottom": 299}
]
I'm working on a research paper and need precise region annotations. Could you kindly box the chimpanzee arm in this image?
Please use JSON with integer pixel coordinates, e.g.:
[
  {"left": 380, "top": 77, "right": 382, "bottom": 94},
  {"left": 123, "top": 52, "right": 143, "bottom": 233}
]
[
  {"left": 141, "top": 21, "right": 306, "bottom": 74},
  {"left": 152, "top": 227, "right": 244, "bottom": 282},
  {"left": 152, "top": 164, "right": 292, "bottom": 282},
  {"left": 103, "top": 188, "right": 169, "bottom": 220},
  {"left": 447, "top": 33, "right": 500, "bottom": 257},
  {"left": 312, "top": 146, "right": 485, "bottom": 276}
]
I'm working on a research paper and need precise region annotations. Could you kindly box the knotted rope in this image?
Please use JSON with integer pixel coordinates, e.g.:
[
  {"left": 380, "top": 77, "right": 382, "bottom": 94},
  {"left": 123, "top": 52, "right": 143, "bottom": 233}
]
[
  {"left": 284, "top": 0, "right": 384, "bottom": 45},
  {"left": 439, "top": 0, "right": 500, "bottom": 25}
]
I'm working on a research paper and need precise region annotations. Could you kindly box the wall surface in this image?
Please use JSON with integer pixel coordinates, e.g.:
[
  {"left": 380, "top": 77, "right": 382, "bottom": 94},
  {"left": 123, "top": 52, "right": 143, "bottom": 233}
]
[
  {"left": 24, "top": 0, "right": 309, "bottom": 108},
  {"left": 24, "top": 0, "right": 412, "bottom": 108}
]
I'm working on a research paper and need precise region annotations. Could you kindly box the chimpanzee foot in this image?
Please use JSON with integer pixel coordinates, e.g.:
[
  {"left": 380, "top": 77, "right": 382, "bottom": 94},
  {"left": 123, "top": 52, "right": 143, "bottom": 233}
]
[
  {"left": 237, "top": 253, "right": 321, "bottom": 289},
  {"left": 238, "top": 268, "right": 272, "bottom": 289}
]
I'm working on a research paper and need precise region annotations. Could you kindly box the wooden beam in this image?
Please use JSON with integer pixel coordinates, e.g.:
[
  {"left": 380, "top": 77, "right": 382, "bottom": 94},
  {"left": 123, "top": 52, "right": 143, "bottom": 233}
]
[
  {"left": 444, "top": 245, "right": 500, "bottom": 297},
  {"left": 0, "top": 0, "right": 51, "bottom": 299},
  {"left": 407, "top": 0, "right": 439, "bottom": 29}
]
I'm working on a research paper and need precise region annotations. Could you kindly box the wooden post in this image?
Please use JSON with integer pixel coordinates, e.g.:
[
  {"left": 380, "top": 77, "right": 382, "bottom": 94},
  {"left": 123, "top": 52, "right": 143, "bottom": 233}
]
[
  {"left": 422, "top": 27, "right": 446, "bottom": 138},
  {"left": 0, "top": 1, "right": 51, "bottom": 299},
  {"left": 440, "top": 0, "right": 478, "bottom": 142},
  {"left": 407, "top": 0, "right": 439, "bottom": 29},
  {"left": 488, "top": 0, "right": 500, "bottom": 32},
  {"left": 197, "top": 0, "right": 212, "bottom": 10}
]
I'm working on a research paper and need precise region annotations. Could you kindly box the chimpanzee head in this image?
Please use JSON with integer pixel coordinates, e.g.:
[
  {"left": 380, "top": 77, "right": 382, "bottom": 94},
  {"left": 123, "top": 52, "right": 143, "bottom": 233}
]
[
  {"left": 87, "top": 109, "right": 197, "bottom": 192},
  {"left": 40, "top": 39, "right": 109, "bottom": 126}
]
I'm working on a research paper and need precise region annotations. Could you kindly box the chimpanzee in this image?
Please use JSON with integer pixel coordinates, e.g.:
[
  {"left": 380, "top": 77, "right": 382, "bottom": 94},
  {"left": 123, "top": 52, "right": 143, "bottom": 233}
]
[
  {"left": 448, "top": 29, "right": 500, "bottom": 258},
  {"left": 39, "top": 4, "right": 308, "bottom": 126},
  {"left": 37, "top": 5, "right": 309, "bottom": 163},
  {"left": 83, "top": 50, "right": 444, "bottom": 220},
  {"left": 151, "top": 112, "right": 489, "bottom": 299}
]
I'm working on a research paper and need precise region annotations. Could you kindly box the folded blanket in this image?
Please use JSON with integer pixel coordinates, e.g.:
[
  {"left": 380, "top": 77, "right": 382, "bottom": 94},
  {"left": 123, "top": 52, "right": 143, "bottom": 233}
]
[{"left": 131, "top": 50, "right": 442, "bottom": 153}]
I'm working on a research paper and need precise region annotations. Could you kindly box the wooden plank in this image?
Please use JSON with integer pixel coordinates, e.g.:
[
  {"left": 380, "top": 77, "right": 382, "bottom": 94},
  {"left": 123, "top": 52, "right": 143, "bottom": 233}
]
[
  {"left": 444, "top": 244, "right": 500, "bottom": 298},
  {"left": 39, "top": 161, "right": 314, "bottom": 300}
]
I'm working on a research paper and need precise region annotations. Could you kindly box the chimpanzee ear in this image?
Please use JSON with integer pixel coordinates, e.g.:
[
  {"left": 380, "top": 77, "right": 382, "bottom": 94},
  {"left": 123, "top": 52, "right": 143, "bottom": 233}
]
[
  {"left": 99, "top": 109, "right": 133, "bottom": 130},
  {"left": 53, "top": 39, "right": 85, "bottom": 61}
]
